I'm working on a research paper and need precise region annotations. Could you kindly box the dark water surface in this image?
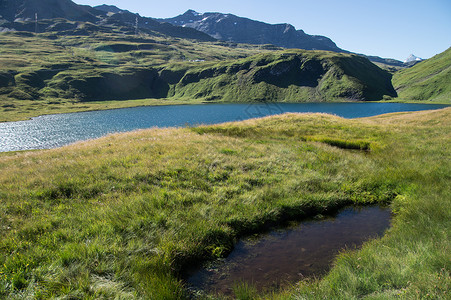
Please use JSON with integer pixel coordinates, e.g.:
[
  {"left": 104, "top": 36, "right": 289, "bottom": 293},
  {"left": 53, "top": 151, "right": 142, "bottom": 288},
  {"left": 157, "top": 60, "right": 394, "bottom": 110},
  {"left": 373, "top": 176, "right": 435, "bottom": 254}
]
[
  {"left": 186, "top": 206, "right": 391, "bottom": 296},
  {"left": 0, "top": 102, "right": 447, "bottom": 152}
]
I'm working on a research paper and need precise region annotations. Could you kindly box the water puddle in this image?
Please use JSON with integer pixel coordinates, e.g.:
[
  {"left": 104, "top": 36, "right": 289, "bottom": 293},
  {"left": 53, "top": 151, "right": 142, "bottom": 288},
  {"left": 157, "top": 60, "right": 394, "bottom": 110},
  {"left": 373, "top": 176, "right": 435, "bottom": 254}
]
[{"left": 186, "top": 206, "right": 391, "bottom": 296}]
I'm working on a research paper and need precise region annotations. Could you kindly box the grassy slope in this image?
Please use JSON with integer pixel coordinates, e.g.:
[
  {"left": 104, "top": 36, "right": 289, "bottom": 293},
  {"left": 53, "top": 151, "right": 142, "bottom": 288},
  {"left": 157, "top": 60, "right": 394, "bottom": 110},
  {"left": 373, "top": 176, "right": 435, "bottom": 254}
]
[
  {"left": 0, "top": 31, "right": 266, "bottom": 121},
  {"left": 392, "top": 47, "right": 451, "bottom": 103},
  {"left": 169, "top": 50, "right": 396, "bottom": 103},
  {"left": 0, "top": 108, "right": 449, "bottom": 299},
  {"left": 0, "top": 31, "right": 398, "bottom": 122}
]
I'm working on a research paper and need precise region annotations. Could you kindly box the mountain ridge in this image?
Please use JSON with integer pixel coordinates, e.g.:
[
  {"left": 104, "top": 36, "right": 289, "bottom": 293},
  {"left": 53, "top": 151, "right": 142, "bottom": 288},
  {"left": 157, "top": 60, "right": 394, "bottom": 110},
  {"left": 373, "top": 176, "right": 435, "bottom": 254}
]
[
  {"left": 159, "top": 9, "right": 342, "bottom": 52},
  {"left": 0, "top": 0, "right": 101, "bottom": 23},
  {"left": 158, "top": 9, "right": 410, "bottom": 68},
  {"left": 0, "top": 0, "right": 214, "bottom": 41},
  {"left": 0, "top": 1, "right": 408, "bottom": 67}
]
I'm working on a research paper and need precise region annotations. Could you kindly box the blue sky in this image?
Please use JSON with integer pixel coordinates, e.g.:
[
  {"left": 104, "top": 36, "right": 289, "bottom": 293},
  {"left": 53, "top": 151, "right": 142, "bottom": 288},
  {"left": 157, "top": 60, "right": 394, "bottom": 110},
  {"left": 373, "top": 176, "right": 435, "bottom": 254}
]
[{"left": 75, "top": 0, "right": 451, "bottom": 61}]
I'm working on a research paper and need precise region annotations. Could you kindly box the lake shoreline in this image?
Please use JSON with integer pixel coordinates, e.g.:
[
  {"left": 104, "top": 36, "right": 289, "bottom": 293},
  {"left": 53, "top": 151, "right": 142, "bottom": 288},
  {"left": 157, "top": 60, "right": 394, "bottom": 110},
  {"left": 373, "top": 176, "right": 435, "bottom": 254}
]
[
  {"left": 1, "top": 97, "right": 449, "bottom": 123},
  {"left": 1, "top": 102, "right": 448, "bottom": 153},
  {"left": 1, "top": 109, "right": 449, "bottom": 298}
]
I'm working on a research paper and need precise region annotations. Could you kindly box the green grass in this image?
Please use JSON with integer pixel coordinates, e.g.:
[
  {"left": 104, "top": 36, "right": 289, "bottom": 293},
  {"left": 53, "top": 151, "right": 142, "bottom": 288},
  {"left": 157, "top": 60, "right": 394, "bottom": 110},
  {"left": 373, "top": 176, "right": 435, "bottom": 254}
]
[
  {"left": 393, "top": 47, "right": 451, "bottom": 103},
  {"left": 0, "top": 98, "right": 207, "bottom": 122},
  {"left": 1, "top": 108, "right": 449, "bottom": 299},
  {"left": 1, "top": 31, "right": 399, "bottom": 122},
  {"left": 1, "top": 31, "right": 449, "bottom": 123},
  {"left": 0, "top": 30, "right": 268, "bottom": 121}
]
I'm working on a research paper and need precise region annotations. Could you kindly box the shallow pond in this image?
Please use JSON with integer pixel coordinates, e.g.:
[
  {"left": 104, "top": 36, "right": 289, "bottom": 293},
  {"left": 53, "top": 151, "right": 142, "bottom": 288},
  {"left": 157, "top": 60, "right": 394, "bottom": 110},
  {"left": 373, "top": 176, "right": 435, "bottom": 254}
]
[
  {"left": 186, "top": 206, "right": 391, "bottom": 296},
  {"left": 0, "top": 102, "right": 448, "bottom": 152}
]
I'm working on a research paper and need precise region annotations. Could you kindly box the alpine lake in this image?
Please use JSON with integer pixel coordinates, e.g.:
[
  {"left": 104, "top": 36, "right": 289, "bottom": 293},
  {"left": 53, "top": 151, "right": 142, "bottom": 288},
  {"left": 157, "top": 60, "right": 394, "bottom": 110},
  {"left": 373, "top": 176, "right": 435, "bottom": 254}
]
[{"left": 0, "top": 102, "right": 447, "bottom": 152}]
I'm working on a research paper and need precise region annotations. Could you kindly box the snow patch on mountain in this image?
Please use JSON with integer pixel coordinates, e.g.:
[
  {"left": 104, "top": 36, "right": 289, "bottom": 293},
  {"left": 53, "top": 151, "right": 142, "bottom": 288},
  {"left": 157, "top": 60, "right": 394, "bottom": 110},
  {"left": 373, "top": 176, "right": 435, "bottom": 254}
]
[{"left": 405, "top": 54, "right": 423, "bottom": 63}]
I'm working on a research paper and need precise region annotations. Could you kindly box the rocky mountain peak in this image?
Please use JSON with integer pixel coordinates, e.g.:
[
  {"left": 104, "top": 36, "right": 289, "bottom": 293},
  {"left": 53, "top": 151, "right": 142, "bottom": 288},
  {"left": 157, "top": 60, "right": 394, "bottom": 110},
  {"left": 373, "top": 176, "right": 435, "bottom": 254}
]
[
  {"left": 405, "top": 54, "right": 423, "bottom": 63},
  {"left": 160, "top": 10, "right": 342, "bottom": 52},
  {"left": 94, "top": 4, "right": 126, "bottom": 14},
  {"left": 184, "top": 9, "right": 201, "bottom": 16}
]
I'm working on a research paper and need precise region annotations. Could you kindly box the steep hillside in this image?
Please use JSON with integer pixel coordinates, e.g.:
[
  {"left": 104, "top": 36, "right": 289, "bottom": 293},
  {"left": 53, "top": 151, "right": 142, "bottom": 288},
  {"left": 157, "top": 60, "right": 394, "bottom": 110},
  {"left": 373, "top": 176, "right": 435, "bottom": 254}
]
[
  {"left": 49, "top": 50, "right": 396, "bottom": 102},
  {"left": 0, "top": 0, "right": 101, "bottom": 23},
  {"left": 392, "top": 47, "right": 451, "bottom": 103},
  {"left": 164, "top": 50, "right": 396, "bottom": 102}
]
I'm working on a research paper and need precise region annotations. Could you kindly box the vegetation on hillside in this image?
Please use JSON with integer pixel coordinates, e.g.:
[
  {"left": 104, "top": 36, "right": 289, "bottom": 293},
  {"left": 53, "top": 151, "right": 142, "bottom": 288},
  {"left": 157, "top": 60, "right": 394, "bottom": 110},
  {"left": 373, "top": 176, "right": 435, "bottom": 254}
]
[
  {"left": 0, "top": 108, "right": 449, "bottom": 299},
  {"left": 0, "top": 30, "right": 399, "bottom": 121},
  {"left": 0, "top": 31, "right": 265, "bottom": 121},
  {"left": 393, "top": 47, "right": 451, "bottom": 103}
]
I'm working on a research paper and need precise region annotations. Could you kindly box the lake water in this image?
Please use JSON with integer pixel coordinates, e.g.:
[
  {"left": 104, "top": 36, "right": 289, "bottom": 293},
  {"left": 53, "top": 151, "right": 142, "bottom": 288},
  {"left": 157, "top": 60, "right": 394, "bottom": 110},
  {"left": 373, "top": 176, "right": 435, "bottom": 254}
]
[
  {"left": 186, "top": 206, "right": 391, "bottom": 296},
  {"left": 0, "top": 102, "right": 447, "bottom": 152}
]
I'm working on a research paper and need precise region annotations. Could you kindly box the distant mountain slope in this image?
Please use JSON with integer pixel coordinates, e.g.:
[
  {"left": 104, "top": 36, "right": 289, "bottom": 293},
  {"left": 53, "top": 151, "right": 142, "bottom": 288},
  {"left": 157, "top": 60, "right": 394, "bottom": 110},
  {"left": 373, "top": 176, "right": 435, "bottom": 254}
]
[
  {"left": 160, "top": 10, "right": 342, "bottom": 52},
  {"left": 0, "top": 0, "right": 214, "bottom": 41},
  {"left": 96, "top": 9, "right": 215, "bottom": 41},
  {"left": 160, "top": 10, "right": 407, "bottom": 68},
  {"left": 393, "top": 47, "right": 451, "bottom": 102},
  {"left": 0, "top": 0, "right": 101, "bottom": 22},
  {"left": 94, "top": 4, "right": 126, "bottom": 14}
]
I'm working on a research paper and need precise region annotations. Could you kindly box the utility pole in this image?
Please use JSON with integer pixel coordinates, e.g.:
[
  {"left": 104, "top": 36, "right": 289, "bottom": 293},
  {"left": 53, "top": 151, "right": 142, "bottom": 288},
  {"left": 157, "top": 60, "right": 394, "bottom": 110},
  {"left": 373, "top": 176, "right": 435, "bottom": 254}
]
[{"left": 135, "top": 15, "right": 138, "bottom": 36}]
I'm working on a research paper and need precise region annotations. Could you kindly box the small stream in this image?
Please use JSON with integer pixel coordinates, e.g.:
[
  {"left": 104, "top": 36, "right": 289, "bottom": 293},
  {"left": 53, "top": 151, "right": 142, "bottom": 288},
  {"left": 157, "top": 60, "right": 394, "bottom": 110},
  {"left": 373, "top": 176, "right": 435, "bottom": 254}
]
[{"left": 186, "top": 206, "right": 391, "bottom": 296}]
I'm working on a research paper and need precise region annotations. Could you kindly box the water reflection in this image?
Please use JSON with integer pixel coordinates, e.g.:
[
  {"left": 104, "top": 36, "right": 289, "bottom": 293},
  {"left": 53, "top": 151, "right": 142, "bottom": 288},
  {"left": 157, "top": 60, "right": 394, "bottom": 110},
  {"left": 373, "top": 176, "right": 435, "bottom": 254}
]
[
  {"left": 186, "top": 206, "right": 391, "bottom": 296},
  {"left": 1, "top": 102, "right": 447, "bottom": 152}
]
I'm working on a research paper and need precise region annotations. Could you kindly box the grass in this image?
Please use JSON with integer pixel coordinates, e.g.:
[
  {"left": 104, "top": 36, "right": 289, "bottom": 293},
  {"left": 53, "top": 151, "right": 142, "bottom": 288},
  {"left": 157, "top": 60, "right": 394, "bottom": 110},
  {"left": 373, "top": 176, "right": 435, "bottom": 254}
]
[
  {"left": 0, "top": 107, "right": 449, "bottom": 299},
  {"left": 0, "top": 98, "right": 207, "bottom": 122},
  {"left": 1, "top": 30, "right": 450, "bottom": 124},
  {"left": 1, "top": 31, "right": 399, "bottom": 122},
  {"left": 393, "top": 47, "right": 451, "bottom": 103},
  {"left": 0, "top": 31, "right": 269, "bottom": 121}
]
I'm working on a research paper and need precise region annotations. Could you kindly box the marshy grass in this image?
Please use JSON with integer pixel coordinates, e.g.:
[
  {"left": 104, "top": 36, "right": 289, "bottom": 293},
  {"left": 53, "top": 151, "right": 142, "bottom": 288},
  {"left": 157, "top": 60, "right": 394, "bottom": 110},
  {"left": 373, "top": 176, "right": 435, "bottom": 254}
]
[{"left": 0, "top": 108, "right": 450, "bottom": 299}]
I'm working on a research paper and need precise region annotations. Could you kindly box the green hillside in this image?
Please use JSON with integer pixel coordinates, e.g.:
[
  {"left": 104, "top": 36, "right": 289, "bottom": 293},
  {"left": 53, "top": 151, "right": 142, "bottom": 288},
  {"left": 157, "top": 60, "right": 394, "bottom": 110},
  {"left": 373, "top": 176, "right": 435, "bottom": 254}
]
[
  {"left": 0, "top": 31, "right": 397, "bottom": 121},
  {"left": 393, "top": 47, "right": 451, "bottom": 103},
  {"left": 166, "top": 50, "right": 396, "bottom": 102}
]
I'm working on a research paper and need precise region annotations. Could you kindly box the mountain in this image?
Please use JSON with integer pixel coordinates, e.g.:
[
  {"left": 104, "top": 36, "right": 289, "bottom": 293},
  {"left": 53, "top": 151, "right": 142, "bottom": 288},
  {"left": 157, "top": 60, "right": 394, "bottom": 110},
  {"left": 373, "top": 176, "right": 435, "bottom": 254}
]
[
  {"left": 160, "top": 10, "right": 342, "bottom": 52},
  {"left": 404, "top": 54, "right": 423, "bottom": 63},
  {"left": 0, "top": 1, "right": 406, "bottom": 68},
  {"left": 393, "top": 47, "right": 451, "bottom": 102},
  {"left": 94, "top": 4, "right": 126, "bottom": 14},
  {"left": 159, "top": 10, "right": 407, "bottom": 68},
  {"left": 0, "top": 0, "right": 398, "bottom": 104},
  {"left": 402, "top": 54, "right": 423, "bottom": 67},
  {"left": 0, "top": 32, "right": 397, "bottom": 102},
  {"left": 0, "top": 0, "right": 101, "bottom": 23},
  {"left": 0, "top": 0, "right": 214, "bottom": 41}
]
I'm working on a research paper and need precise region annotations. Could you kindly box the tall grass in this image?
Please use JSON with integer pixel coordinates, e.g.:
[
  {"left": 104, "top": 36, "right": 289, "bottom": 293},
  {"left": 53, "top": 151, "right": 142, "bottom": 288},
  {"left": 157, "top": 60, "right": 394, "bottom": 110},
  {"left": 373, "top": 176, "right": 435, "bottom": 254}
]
[{"left": 0, "top": 108, "right": 450, "bottom": 299}]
